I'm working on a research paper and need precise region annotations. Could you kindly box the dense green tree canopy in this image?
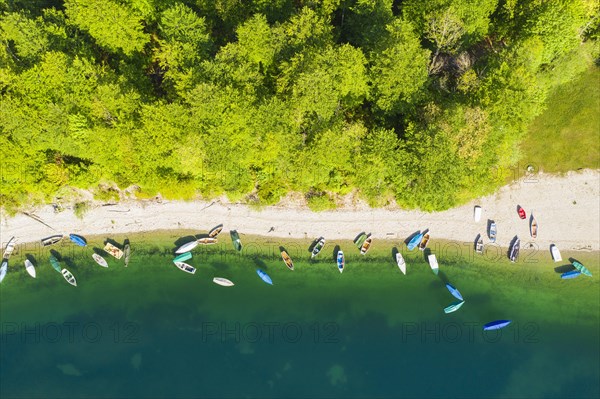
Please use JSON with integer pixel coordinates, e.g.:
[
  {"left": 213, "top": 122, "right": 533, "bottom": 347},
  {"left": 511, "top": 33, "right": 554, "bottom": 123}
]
[{"left": 0, "top": 0, "right": 597, "bottom": 212}]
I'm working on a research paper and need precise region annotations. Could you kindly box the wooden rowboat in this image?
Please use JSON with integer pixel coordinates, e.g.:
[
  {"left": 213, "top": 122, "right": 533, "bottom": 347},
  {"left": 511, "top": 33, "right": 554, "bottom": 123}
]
[
  {"left": 281, "top": 251, "right": 294, "bottom": 270},
  {"left": 208, "top": 224, "right": 224, "bottom": 238}
]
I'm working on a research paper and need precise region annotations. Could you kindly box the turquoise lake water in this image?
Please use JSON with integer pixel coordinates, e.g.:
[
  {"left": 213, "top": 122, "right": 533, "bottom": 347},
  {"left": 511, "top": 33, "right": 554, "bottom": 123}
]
[{"left": 0, "top": 233, "right": 598, "bottom": 398}]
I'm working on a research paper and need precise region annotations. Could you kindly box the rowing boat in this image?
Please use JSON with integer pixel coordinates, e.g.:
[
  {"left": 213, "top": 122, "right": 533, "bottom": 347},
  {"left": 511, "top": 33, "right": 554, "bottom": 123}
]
[
  {"left": 550, "top": 244, "right": 562, "bottom": 262},
  {"left": 174, "top": 261, "right": 196, "bottom": 274},
  {"left": 572, "top": 261, "right": 592, "bottom": 277},
  {"left": 337, "top": 251, "right": 345, "bottom": 273},
  {"left": 407, "top": 232, "right": 423, "bottom": 251},
  {"left": 2, "top": 236, "right": 16, "bottom": 259},
  {"left": 530, "top": 214, "right": 538, "bottom": 239},
  {"left": 24, "top": 259, "right": 36, "bottom": 278},
  {"left": 281, "top": 251, "right": 294, "bottom": 270},
  {"left": 360, "top": 234, "right": 372, "bottom": 255},
  {"left": 209, "top": 224, "right": 224, "bottom": 238},
  {"left": 488, "top": 221, "right": 497, "bottom": 242},
  {"left": 173, "top": 252, "right": 192, "bottom": 263},
  {"left": 176, "top": 240, "right": 199, "bottom": 254},
  {"left": 427, "top": 254, "right": 439, "bottom": 275},
  {"left": 61, "top": 269, "right": 77, "bottom": 286},
  {"left": 475, "top": 234, "right": 483, "bottom": 254},
  {"left": 41, "top": 235, "right": 63, "bottom": 247},
  {"left": 517, "top": 205, "right": 526, "bottom": 220},
  {"left": 483, "top": 320, "right": 511, "bottom": 331},
  {"left": 124, "top": 243, "right": 131, "bottom": 267},
  {"left": 396, "top": 253, "right": 406, "bottom": 275},
  {"left": 49, "top": 255, "right": 62, "bottom": 273},
  {"left": 561, "top": 270, "right": 581, "bottom": 279},
  {"left": 311, "top": 237, "right": 325, "bottom": 258},
  {"left": 230, "top": 230, "right": 243, "bottom": 252},
  {"left": 257, "top": 269, "right": 273, "bottom": 285},
  {"left": 509, "top": 237, "right": 520, "bottom": 263},
  {"left": 197, "top": 237, "right": 217, "bottom": 245},
  {"left": 0, "top": 261, "right": 7, "bottom": 283},
  {"left": 213, "top": 277, "right": 234, "bottom": 287},
  {"left": 104, "top": 242, "right": 123, "bottom": 259},
  {"left": 445, "top": 283, "right": 463, "bottom": 301},
  {"left": 69, "top": 234, "right": 87, "bottom": 247},
  {"left": 418, "top": 232, "right": 430, "bottom": 251},
  {"left": 92, "top": 253, "right": 108, "bottom": 268},
  {"left": 354, "top": 233, "right": 367, "bottom": 249},
  {"left": 444, "top": 300, "right": 465, "bottom": 314}
]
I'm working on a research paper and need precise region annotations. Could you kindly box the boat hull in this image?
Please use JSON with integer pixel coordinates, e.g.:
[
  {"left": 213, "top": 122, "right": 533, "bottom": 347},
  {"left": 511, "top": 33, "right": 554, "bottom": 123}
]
[
  {"left": 209, "top": 224, "right": 223, "bottom": 238},
  {"left": 173, "top": 252, "right": 192, "bottom": 263},
  {"left": 176, "top": 241, "right": 199, "bottom": 254},
  {"left": 104, "top": 242, "right": 124, "bottom": 259},
  {"left": 337, "top": 251, "right": 345, "bottom": 273},
  {"left": 213, "top": 277, "right": 234, "bottom": 287},
  {"left": 69, "top": 234, "right": 87, "bottom": 247},
  {"left": 24, "top": 259, "right": 36, "bottom": 278},
  {"left": 561, "top": 270, "right": 581, "bottom": 279},
  {"left": 427, "top": 254, "right": 438, "bottom": 275},
  {"left": 396, "top": 253, "right": 406, "bottom": 275},
  {"left": 445, "top": 283, "right": 463, "bottom": 301},
  {"left": 444, "top": 300, "right": 465, "bottom": 314},
  {"left": 49, "top": 255, "right": 62, "bottom": 273},
  {"left": 2, "top": 237, "right": 16, "bottom": 259},
  {"left": 61, "top": 269, "right": 77, "bottom": 286},
  {"left": 174, "top": 262, "right": 196, "bottom": 274},
  {"left": 407, "top": 233, "right": 423, "bottom": 251},
  {"left": 572, "top": 261, "right": 592, "bottom": 277},
  {"left": 550, "top": 245, "right": 562, "bottom": 262},
  {"left": 92, "top": 254, "right": 108, "bottom": 268},
  {"left": 124, "top": 244, "right": 131, "bottom": 267},
  {"left": 0, "top": 261, "right": 7, "bottom": 283},
  {"left": 257, "top": 269, "right": 273, "bottom": 285},
  {"left": 483, "top": 320, "right": 512, "bottom": 331},
  {"left": 41, "top": 235, "right": 63, "bottom": 247},
  {"left": 311, "top": 238, "right": 325, "bottom": 258}
]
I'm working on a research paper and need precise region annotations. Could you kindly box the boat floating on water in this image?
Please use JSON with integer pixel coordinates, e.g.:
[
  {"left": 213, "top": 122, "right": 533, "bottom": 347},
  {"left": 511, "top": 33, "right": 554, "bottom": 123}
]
[
  {"left": 428, "top": 254, "right": 439, "bottom": 275},
  {"left": 209, "top": 224, "right": 224, "bottom": 238},
  {"left": 483, "top": 320, "right": 512, "bottom": 331},
  {"left": 311, "top": 237, "right": 325, "bottom": 258},
  {"left": 407, "top": 232, "right": 423, "bottom": 251},
  {"left": 444, "top": 300, "right": 465, "bottom": 314},
  {"left": 230, "top": 230, "right": 243, "bottom": 252},
  {"left": 509, "top": 236, "right": 520, "bottom": 263},
  {"left": 41, "top": 235, "right": 63, "bottom": 247},
  {"left": 360, "top": 234, "right": 373, "bottom": 255},
  {"left": 256, "top": 269, "right": 273, "bottom": 285},
  {"left": 174, "top": 261, "right": 196, "bottom": 274},
  {"left": 176, "top": 240, "right": 199, "bottom": 254},
  {"left": 445, "top": 283, "right": 463, "bottom": 301},
  {"left": 61, "top": 269, "right": 77, "bottom": 286},
  {"left": 104, "top": 242, "right": 123, "bottom": 259},
  {"left": 49, "top": 255, "right": 62, "bottom": 273},
  {"left": 572, "top": 261, "right": 592, "bottom": 277},
  {"left": 281, "top": 250, "right": 294, "bottom": 271},
  {"left": 213, "top": 277, "right": 234, "bottom": 287},
  {"left": 2, "top": 237, "right": 16, "bottom": 259},
  {"left": 550, "top": 244, "right": 562, "bottom": 262},
  {"left": 0, "top": 261, "right": 7, "bottom": 283},
  {"left": 561, "top": 270, "right": 581, "bottom": 279},
  {"left": 92, "top": 253, "right": 108, "bottom": 268},
  {"left": 474, "top": 206, "right": 482, "bottom": 222},
  {"left": 124, "top": 243, "right": 131, "bottom": 267},
  {"left": 69, "top": 234, "right": 87, "bottom": 247},
  {"left": 396, "top": 253, "right": 406, "bottom": 275},
  {"left": 173, "top": 252, "right": 192, "bottom": 263},
  {"left": 24, "top": 259, "right": 36, "bottom": 278},
  {"left": 337, "top": 251, "right": 345, "bottom": 273}
]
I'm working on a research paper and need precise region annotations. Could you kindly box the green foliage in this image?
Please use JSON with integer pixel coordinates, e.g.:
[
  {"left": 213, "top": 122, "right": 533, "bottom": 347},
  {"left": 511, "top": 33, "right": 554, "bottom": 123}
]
[
  {"left": 73, "top": 200, "right": 91, "bottom": 219},
  {"left": 0, "top": 1, "right": 597, "bottom": 213}
]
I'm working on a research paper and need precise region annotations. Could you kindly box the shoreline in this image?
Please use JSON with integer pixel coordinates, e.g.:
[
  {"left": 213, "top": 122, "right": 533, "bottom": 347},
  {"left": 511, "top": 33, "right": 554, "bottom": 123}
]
[{"left": 1, "top": 169, "right": 599, "bottom": 251}]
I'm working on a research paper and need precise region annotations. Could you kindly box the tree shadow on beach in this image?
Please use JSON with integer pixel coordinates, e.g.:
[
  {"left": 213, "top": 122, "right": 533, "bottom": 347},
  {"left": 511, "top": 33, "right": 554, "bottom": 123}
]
[
  {"left": 49, "top": 249, "right": 62, "bottom": 261},
  {"left": 422, "top": 247, "right": 432, "bottom": 261},
  {"left": 332, "top": 245, "right": 340, "bottom": 262},
  {"left": 25, "top": 253, "right": 37, "bottom": 266},
  {"left": 252, "top": 256, "right": 268, "bottom": 270},
  {"left": 174, "top": 236, "right": 196, "bottom": 247},
  {"left": 554, "top": 264, "right": 575, "bottom": 274},
  {"left": 92, "top": 247, "right": 110, "bottom": 257},
  {"left": 391, "top": 247, "right": 399, "bottom": 263},
  {"left": 104, "top": 238, "right": 122, "bottom": 249},
  {"left": 211, "top": 261, "right": 231, "bottom": 272}
]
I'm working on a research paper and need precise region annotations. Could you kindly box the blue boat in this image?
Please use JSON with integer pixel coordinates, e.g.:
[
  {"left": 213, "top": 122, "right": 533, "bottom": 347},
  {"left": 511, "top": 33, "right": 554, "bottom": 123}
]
[
  {"left": 407, "top": 233, "right": 423, "bottom": 251},
  {"left": 337, "top": 251, "right": 344, "bottom": 273},
  {"left": 69, "top": 234, "right": 87, "bottom": 247},
  {"left": 444, "top": 300, "right": 465, "bottom": 314},
  {"left": 256, "top": 269, "right": 273, "bottom": 285},
  {"left": 561, "top": 270, "right": 581, "bottom": 279},
  {"left": 483, "top": 320, "right": 512, "bottom": 331},
  {"left": 445, "top": 283, "right": 464, "bottom": 301}
]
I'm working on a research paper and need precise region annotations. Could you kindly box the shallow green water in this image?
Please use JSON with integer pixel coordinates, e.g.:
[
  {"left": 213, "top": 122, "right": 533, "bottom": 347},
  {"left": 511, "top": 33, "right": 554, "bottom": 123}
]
[{"left": 1, "top": 232, "right": 599, "bottom": 398}]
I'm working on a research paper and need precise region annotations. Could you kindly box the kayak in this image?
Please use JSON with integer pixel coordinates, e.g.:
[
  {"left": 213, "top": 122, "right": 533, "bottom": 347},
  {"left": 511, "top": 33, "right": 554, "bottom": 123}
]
[
  {"left": 483, "top": 320, "right": 512, "bottom": 331},
  {"left": 256, "top": 269, "right": 273, "bottom": 285},
  {"left": 445, "top": 283, "right": 464, "bottom": 301},
  {"left": 69, "top": 234, "right": 87, "bottom": 247},
  {"left": 444, "top": 300, "right": 465, "bottom": 314},
  {"left": 561, "top": 270, "right": 581, "bottom": 279},
  {"left": 407, "top": 233, "right": 423, "bottom": 251}
]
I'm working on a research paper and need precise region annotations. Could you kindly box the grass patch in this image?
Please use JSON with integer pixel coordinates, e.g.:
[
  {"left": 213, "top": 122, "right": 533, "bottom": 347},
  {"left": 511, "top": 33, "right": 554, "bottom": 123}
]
[{"left": 521, "top": 66, "right": 600, "bottom": 173}]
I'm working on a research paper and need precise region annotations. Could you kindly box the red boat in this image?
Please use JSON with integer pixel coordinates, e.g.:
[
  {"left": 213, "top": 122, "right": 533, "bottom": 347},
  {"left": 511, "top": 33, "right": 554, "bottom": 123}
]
[{"left": 517, "top": 206, "right": 526, "bottom": 220}]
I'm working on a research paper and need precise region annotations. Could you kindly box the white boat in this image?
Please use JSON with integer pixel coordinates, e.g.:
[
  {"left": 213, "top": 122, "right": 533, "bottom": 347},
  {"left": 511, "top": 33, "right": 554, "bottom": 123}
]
[
  {"left": 124, "top": 243, "right": 131, "bottom": 267},
  {"left": 428, "top": 254, "right": 439, "bottom": 275},
  {"left": 550, "top": 244, "right": 562, "bottom": 262},
  {"left": 0, "top": 261, "right": 7, "bottom": 283},
  {"left": 92, "top": 253, "right": 108, "bottom": 268},
  {"left": 360, "top": 234, "right": 373, "bottom": 255},
  {"left": 176, "top": 240, "right": 199, "bottom": 254},
  {"left": 24, "top": 259, "right": 36, "bottom": 278},
  {"left": 474, "top": 206, "right": 482, "bottom": 222},
  {"left": 213, "top": 277, "right": 234, "bottom": 287},
  {"left": 396, "top": 253, "right": 406, "bottom": 275},
  {"left": 61, "top": 269, "right": 77, "bottom": 286},
  {"left": 104, "top": 242, "right": 123, "bottom": 259},
  {"left": 174, "top": 261, "right": 196, "bottom": 274},
  {"left": 2, "top": 236, "right": 16, "bottom": 259}
]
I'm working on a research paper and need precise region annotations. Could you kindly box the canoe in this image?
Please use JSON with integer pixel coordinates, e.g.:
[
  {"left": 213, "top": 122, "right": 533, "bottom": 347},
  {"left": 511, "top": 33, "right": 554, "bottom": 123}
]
[
  {"left": 197, "top": 237, "right": 217, "bottom": 245},
  {"left": 173, "top": 252, "right": 192, "bottom": 263},
  {"left": 550, "top": 244, "right": 562, "bottom": 262},
  {"left": 213, "top": 277, "right": 234, "bottom": 287},
  {"left": 208, "top": 224, "right": 224, "bottom": 238},
  {"left": 427, "top": 254, "right": 439, "bottom": 275},
  {"left": 92, "top": 253, "right": 108, "bottom": 268},
  {"left": 176, "top": 240, "right": 199, "bottom": 254},
  {"left": 0, "top": 261, "right": 7, "bottom": 283},
  {"left": 418, "top": 232, "right": 430, "bottom": 251},
  {"left": 256, "top": 269, "right": 273, "bottom": 285},
  {"left": 488, "top": 222, "right": 497, "bottom": 243},
  {"left": 407, "top": 233, "right": 423, "bottom": 251},
  {"left": 123, "top": 243, "right": 131, "bottom": 267},
  {"left": 41, "top": 234, "right": 63, "bottom": 247},
  {"left": 483, "top": 320, "right": 512, "bottom": 331},
  {"left": 174, "top": 261, "right": 196, "bottom": 274},
  {"left": 2, "top": 236, "right": 16, "bottom": 259},
  {"left": 354, "top": 233, "right": 367, "bottom": 249},
  {"left": 360, "top": 234, "right": 372, "bottom": 255},
  {"left": 396, "top": 253, "right": 406, "bottom": 275},
  {"left": 61, "top": 269, "right": 77, "bottom": 286},
  {"left": 530, "top": 215, "right": 538, "bottom": 239},
  {"left": 24, "top": 259, "right": 36, "bottom": 278},
  {"left": 445, "top": 283, "right": 464, "bottom": 301},
  {"left": 69, "top": 234, "right": 87, "bottom": 247},
  {"left": 281, "top": 251, "right": 294, "bottom": 271},
  {"left": 509, "top": 237, "right": 520, "bottom": 263},
  {"left": 311, "top": 237, "right": 325, "bottom": 258},
  {"left": 230, "top": 230, "right": 242, "bottom": 252},
  {"left": 561, "top": 270, "right": 581, "bottom": 279},
  {"left": 444, "top": 300, "right": 465, "bottom": 314},
  {"left": 337, "top": 251, "right": 345, "bottom": 273},
  {"left": 475, "top": 234, "right": 483, "bottom": 254},
  {"left": 104, "top": 242, "right": 123, "bottom": 259},
  {"left": 517, "top": 206, "right": 526, "bottom": 219},
  {"left": 49, "top": 255, "right": 62, "bottom": 273},
  {"left": 474, "top": 206, "right": 482, "bottom": 222},
  {"left": 572, "top": 261, "right": 592, "bottom": 277}
]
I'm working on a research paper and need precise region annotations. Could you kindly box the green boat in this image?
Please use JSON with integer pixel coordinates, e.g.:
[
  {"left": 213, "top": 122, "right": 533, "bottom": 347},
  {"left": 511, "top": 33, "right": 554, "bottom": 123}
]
[
  {"left": 173, "top": 252, "right": 192, "bottom": 263},
  {"left": 572, "top": 261, "right": 592, "bottom": 277},
  {"left": 354, "top": 233, "right": 367, "bottom": 249},
  {"left": 49, "top": 255, "right": 62, "bottom": 273},
  {"left": 444, "top": 300, "right": 465, "bottom": 314},
  {"left": 230, "top": 230, "right": 242, "bottom": 252}
]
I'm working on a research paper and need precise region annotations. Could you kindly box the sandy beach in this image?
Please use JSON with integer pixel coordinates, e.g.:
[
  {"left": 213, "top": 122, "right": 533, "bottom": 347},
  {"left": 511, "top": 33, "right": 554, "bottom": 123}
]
[{"left": 1, "top": 169, "right": 599, "bottom": 251}]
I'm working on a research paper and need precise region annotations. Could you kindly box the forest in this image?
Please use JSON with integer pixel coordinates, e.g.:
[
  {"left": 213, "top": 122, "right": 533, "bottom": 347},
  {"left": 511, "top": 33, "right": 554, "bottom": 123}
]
[{"left": 0, "top": 0, "right": 598, "bottom": 213}]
